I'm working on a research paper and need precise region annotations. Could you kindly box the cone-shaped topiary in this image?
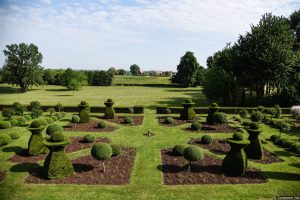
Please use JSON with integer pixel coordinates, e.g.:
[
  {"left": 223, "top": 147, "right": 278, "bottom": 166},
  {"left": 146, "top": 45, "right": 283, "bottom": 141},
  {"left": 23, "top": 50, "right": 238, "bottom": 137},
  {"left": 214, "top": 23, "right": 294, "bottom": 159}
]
[
  {"left": 43, "top": 133, "right": 74, "bottom": 179},
  {"left": 191, "top": 122, "right": 202, "bottom": 130},
  {"left": 173, "top": 145, "right": 186, "bottom": 156},
  {"left": 183, "top": 145, "right": 204, "bottom": 171},
  {"left": 27, "top": 120, "right": 47, "bottom": 156},
  {"left": 46, "top": 124, "right": 64, "bottom": 136},
  {"left": 244, "top": 122, "right": 263, "bottom": 160},
  {"left": 78, "top": 101, "right": 90, "bottom": 123},
  {"left": 206, "top": 103, "right": 219, "bottom": 125},
  {"left": 222, "top": 134, "right": 250, "bottom": 177},
  {"left": 201, "top": 135, "right": 213, "bottom": 144},
  {"left": 104, "top": 99, "right": 115, "bottom": 119},
  {"left": 111, "top": 144, "right": 122, "bottom": 156},
  {"left": 180, "top": 99, "right": 196, "bottom": 120}
]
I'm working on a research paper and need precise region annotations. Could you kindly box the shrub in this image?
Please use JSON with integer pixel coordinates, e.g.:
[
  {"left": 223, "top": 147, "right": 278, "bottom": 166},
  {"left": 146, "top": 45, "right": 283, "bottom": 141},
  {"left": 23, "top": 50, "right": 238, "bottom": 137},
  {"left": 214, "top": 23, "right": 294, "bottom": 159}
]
[
  {"left": 206, "top": 103, "right": 219, "bottom": 125},
  {"left": 201, "top": 135, "right": 213, "bottom": 144},
  {"left": 72, "top": 115, "right": 80, "bottom": 123},
  {"left": 46, "top": 124, "right": 64, "bottom": 136},
  {"left": 24, "top": 115, "right": 32, "bottom": 121},
  {"left": 38, "top": 119, "right": 48, "bottom": 126},
  {"left": 10, "top": 119, "right": 19, "bottom": 126},
  {"left": 262, "top": 115, "right": 271, "bottom": 124},
  {"left": 56, "top": 113, "right": 62, "bottom": 120},
  {"left": 13, "top": 102, "right": 25, "bottom": 115},
  {"left": 250, "top": 122, "right": 259, "bottom": 130},
  {"left": 270, "top": 134, "right": 280, "bottom": 141},
  {"left": 214, "top": 112, "right": 227, "bottom": 125},
  {"left": 274, "top": 105, "right": 282, "bottom": 118},
  {"left": 250, "top": 110, "right": 263, "bottom": 122},
  {"left": 45, "top": 117, "right": 54, "bottom": 124},
  {"left": 184, "top": 145, "right": 204, "bottom": 170},
  {"left": 165, "top": 117, "right": 174, "bottom": 124},
  {"left": 31, "top": 109, "right": 43, "bottom": 119},
  {"left": 291, "top": 143, "right": 300, "bottom": 154},
  {"left": 2, "top": 108, "right": 15, "bottom": 119},
  {"left": 245, "top": 124, "right": 263, "bottom": 159},
  {"left": 265, "top": 107, "right": 276, "bottom": 116},
  {"left": 104, "top": 99, "right": 115, "bottom": 119},
  {"left": 51, "top": 116, "right": 58, "bottom": 121},
  {"left": 98, "top": 121, "right": 107, "bottom": 128},
  {"left": 61, "top": 112, "right": 66, "bottom": 118},
  {"left": 273, "top": 138, "right": 283, "bottom": 145},
  {"left": 180, "top": 99, "right": 196, "bottom": 120},
  {"left": 48, "top": 108, "right": 55, "bottom": 117},
  {"left": 84, "top": 134, "right": 95, "bottom": 143},
  {"left": 128, "top": 108, "right": 134, "bottom": 114},
  {"left": 233, "top": 132, "right": 244, "bottom": 141},
  {"left": 243, "top": 119, "right": 252, "bottom": 127},
  {"left": 29, "top": 120, "right": 41, "bottom": 128},
  {"left": 165, "top": 108, "right": 171, "bottom": 114},
  {"left": 191, "top": 122, "right": 202, "bottom": 131},
  {"left": 111, "top": 144, "right": 122, "bottom": 156},
  {"left": 56, "top": 103, "right": 64, "bottom": 112},
  {"left": 17, "top": 116, "right": 26, "bottom": 125},
  {"left": 173, "top": 145, "right": 186, "bottom": 156},
  {"left": 0, "top": 121, "right": 11, "bottom": 129},
  {"left": 0, "top": 133, "right": 12, "bottom": 146},
  {"left": 10, "top": 132, "right": 20, "bottom": 139},
  {"left": 236, "top": 128, "right": 245, "bottom": 133},
  {"left": 30, "top": 101, "right": 41, "bottom": 110},
  {"left": 91, "top": 143, "right": 112, "bottom": 160},
  {"left": 124, "top": 116, "right": 133, "bottom": 124},
  {"left": 51, "top": 132, "right": 65, "bottom": 142},
  {"left": 79, "top": 109, "right": 90, "bottom": 123},
  {"left": 238, "top": 109, "right": 248, "bottom": 119}
]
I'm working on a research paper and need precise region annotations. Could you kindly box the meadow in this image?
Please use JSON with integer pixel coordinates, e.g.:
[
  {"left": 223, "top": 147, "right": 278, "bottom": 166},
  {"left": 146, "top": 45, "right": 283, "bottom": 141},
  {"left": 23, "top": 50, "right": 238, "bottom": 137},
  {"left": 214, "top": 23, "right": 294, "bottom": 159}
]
[{"left": 112, "top": 75, "right": 171, "bottom": 85}]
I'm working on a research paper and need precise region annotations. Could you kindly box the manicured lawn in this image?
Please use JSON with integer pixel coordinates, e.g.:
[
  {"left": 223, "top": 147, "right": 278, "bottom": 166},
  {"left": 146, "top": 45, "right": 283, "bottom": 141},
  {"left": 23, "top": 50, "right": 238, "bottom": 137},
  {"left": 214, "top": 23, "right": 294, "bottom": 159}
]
[{"left": 112, "top": 75, "right": 171, "bottom": 85}]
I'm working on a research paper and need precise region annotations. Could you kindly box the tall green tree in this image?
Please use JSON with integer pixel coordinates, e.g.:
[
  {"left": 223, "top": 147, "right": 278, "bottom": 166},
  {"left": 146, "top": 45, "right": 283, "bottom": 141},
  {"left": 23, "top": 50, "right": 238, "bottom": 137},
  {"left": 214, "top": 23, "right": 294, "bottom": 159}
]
[
  {"left": 2, "top": 43, "right": 44, "bottom": 92},
  {"left": 107, "top": 67, "right": 117, "bottom": 77},
  {"left": 130, "top": 64, "right": 141, "bottom": 75},
  {"left": 171, "top": 51, "right": 200, "bottom": 87}
]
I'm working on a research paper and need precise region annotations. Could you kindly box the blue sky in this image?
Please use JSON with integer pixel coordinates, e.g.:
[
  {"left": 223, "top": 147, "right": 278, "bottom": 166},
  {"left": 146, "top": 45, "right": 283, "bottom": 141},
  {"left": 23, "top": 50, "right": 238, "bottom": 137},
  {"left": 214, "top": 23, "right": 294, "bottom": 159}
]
[{"left": 0, "top": 0, "right": 299, "bottom": 71}]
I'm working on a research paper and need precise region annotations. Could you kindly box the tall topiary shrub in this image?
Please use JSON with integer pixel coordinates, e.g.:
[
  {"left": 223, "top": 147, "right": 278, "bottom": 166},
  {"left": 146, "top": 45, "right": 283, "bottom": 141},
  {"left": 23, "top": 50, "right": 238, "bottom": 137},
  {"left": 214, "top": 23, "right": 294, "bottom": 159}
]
[
  {"left": 274, "top": 105, "right": 282, "bottom": 118},
  {"left": 183, "top": 145, "right": 204, "bottom": 171},
  {"left": 244, "top": 122, "right": 263, "bottom": 160},
  {"left": 13, "top": 102, "right": 25, "bottom": 116},
  {"left": 222, "top": 133, "right": 250, "bottom": 177},
  {"left": 27, "top": 120, "right": 47, "bottom": 156},
  {"left": 78, "top": 101, "right": 90, "bottom": 123},
  {"left": 206, "top": 103, "right": 219, "bottom": 125},
  {"left": 91, "top": 143, "right": 112, "bottom": 172},
  {"left": 104, "top": 99, "right": 115, "bottom": 119},
  {"left": 43, "top": 132, "right": 74, "bottom": 179},
  {"left": 180, "top": 99, "right": 196, "bottom": 120}
]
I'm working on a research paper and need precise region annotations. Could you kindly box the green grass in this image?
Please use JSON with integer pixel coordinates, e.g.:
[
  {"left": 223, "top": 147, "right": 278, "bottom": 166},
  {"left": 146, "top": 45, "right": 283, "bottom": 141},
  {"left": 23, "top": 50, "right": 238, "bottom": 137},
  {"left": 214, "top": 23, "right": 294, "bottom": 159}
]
[{"left": 112, "top": 75, "right": 171, "bottom": 85}]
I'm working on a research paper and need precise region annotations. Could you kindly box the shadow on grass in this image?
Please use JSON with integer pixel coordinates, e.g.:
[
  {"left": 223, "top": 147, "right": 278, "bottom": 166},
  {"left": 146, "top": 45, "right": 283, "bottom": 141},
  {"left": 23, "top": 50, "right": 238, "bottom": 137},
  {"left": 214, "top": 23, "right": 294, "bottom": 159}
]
[
  {"left": 289, "top": 163, "right": 300, "bottom": 168},
  {"left": 56, "top": 95, "right": 73, "bottom": 97},
  {"left": 10, "top": 163, "right": 40, "bottom": 173},
  {"left": 272, "top": 150, "right": 292, "bottom": 157},
  {"left": 60, "top": 119, "right": 71, "bottom": 122},
  {"left": 45, "top": 88, "right": 69, "bottom": 92},
  {"left": 262, "top": 171, "right": 300, "bottom": 181},
  {"left": 2, "top": 146, "right": 23, "bottom": 153},
  {"left": 0, "top": 86, "right": 20, "bottom": 94}
]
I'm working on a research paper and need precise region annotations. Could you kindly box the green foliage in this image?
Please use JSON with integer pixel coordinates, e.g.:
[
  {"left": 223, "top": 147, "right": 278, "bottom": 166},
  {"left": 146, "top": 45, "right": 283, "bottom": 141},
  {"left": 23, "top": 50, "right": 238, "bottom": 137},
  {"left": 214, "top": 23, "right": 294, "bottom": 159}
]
[
  {"left": 250, "top": 122, "right": 259, "bottom": 130},
  {"left": 30, "top": 101, "right": 41, "bottom": 110},
  {"left": 24, "top": 115, "right": 32, "bottom": 121},
  {"left": 48, "top": 108, "right": 55, "bottom": 117},
  {"left": 10, "top": 132, "right": 20, "bottom": 139},
  {"left": 213, "top": 112, "right": 228, "bottom": 124},
  {"left": 274, "top": 105, "right": 282, "bottom": 118},
  {"left": 83, "top": 134, "right": 95, "bottom": 143},
  {"left": 2, "top": 43, "right": 43, "bottom": 92},
  {"left": 79, "top": 109, "right": 90, "bottom": 123},
  {"left": 71, "top": 115, "right": 80, "bottom": 123},
  {"left": 67, "top": 78, "right": 82, "bottom": 94},
  {"left": 0, "top": 121, "right": 11, "bottom": 129},
  {"left": 38, "top": 119, "right": 48, "bottom": 126},
  {"left": 27, "top": 123, "right": 46, "bottom": 156},
  {"left": 104, "top": 99, "right": 115, "bottom": 119},
  {"left": 250, "top": 110, "right": 263, "bottom": 122},
  {"left": 45, "top": 117, "right": 53, "bottom": 124},
  {"left": 130, "top": 64, "right": 141, "bottom": 76},
  {"left": 31, "top": 109, "right": 43, "bottom": 119},
  {"left": 165, "top": 117, "right": 174, "bottom": 124},
  {"left": 236, "top": 128, "right": 245, "bottom": 133},
  {"left": 238, "top": 109, "right": 248, "bottom": 119},
  {"left": 86, "top": 70, "right": 113, "bottom": 86},
  {"left": 111, "top": 144, "right": 122, "bottom": 156},
  {"left": 270, "top": 134, "right": 280, "bottom": 141},
  {"left": 56, "top": 113, "right": 62, "bottom": 120},
  {"left": 0, "top": 133, "right": 12, "bottom": 146},
  {"left": 180, "top": 99, "right": 196, "bottom": 120},
  {"left": 10, "top": 118, "right": 19, "bottom": 126},
  {"left": 51, "top": 116, "right": 58, "bottom": 121},
  {"left": 12, "top": 102, "right": 25, "bottom": 115},
  {"left": 191, "top": 122, "right": 202, "bottom": 130},
  {"left": 233, "top": 132, "right": 244, "bottom": 141},
  {"left": 201, "top": 135, "right": 213, "bottom": 144},
  {"left": 51, "top": 132, "right": 65, "bottom": 142},
  {"left": 124, "top": 116, "right": 133, "bottom": 124},
  {"left": 245, "top": 128, "right": 263, "bottom": 159},
  {"left": 56, "top": 103, "right": 63, "bottom": 112},
  {"left": 91, "top": 143, "right": 112, "bottom": 160},
  {"left": 59, "top": 68, "right": 87, "bottom": 90},
  {"left": 29, "top": 120, "right": 41, "bottom": 128},
  {"left": 46, "top": 124, "right": 63, "bottom": 136},
  {"left": 183, "top": 145, "right": 204, "bottom": 162},
  {"left": 98, "top": 121, "right": 107, "bottom": 128},
  {"left": 257, "top": 106, "right": 265, "bottom": 112},
  {"left": 17, "top": 116, "right": 26, "bottom": 125},
  {"left": 128, "top": 108, "right": 134, "bottom": 114},
  {"left": 107, "top": 67, "right": 117, "bottom": 77},
  {"left": 206, "top": 103, "right": 219, "bottom": 125},
  {"left": 2, "top": 108, "right": 15, "bottom": 119},
  {"left": 165, "top": 108, "right": 171, "bottom": 114},
  {"left": 172, "top": 145, "right": 186, "bottom": 156}
]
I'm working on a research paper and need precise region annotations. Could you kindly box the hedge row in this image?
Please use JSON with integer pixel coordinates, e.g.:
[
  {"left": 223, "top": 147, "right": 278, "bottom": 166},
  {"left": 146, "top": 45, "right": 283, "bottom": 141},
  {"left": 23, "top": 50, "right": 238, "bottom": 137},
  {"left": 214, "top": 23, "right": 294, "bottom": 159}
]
[
  {"left": 0, "top": 105, "right": 144, "bottom": 114},
  {"left": 156, "top": 106, "right": 291, "bottom": 114}
]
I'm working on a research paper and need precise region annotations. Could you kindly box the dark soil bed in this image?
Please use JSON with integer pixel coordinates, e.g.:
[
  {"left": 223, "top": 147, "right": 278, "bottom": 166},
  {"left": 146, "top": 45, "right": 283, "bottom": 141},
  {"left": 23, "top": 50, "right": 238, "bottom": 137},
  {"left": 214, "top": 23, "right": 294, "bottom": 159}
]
[
  {"left": 188, "top": 139, "right": 283, "bottom": 164},
  {"left": 0, "top": 171, "right": 6, "bottom": 182},
  {"left": 184, "top": 123, "right": 235, "bottom": 133},
  {"left": 160, "top": 148, "right": 266, "bottom": 185},
  {"left": 8, "top": 137, "right": 112, "bottom": 163},
  {"left": 64, "top": 120, "right": 117, "bottom": 132},
  {"left": 100, "top": 116, "right": 143, "bottom": 126},
  {"left": 25, "top": 147, "right": 136, "bottom": 185},
  {"left": 157, "top": 116, "right": 200, "bottom": 126}
]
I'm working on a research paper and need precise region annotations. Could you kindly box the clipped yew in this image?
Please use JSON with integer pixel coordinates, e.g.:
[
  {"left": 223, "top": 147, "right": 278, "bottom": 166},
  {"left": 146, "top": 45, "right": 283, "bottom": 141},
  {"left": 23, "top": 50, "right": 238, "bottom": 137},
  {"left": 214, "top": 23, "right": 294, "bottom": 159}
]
[
  {"left": 104, "top": 99, "right": 115, "bottom": 119},
  {"left": 27, "top": 120, "right": 47, "bottom": 156},
  {"left": 244, "top": 122, "right": 263, "bottom": 159},
  {"left": 180, "top": 99, "right": 196, "bottom": 120},
  {"left": 183, "top": 145, "right": 204, "bottom": 171},
  {"left": 78, "top": 101, "right": 90, "bottom": 123},
  {"left": 206, "top": 103, "right": 219, "bottom": 125},
  {"left": 91, "top": 142, "right": 112, "bottom": 172}
]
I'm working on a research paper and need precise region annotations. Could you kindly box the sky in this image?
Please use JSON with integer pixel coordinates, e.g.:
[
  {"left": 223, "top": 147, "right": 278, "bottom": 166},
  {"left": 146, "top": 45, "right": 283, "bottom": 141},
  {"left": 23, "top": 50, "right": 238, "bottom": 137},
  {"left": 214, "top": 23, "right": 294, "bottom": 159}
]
[{"left": 0, "top": 0, "right": 299, "bottom": 71}]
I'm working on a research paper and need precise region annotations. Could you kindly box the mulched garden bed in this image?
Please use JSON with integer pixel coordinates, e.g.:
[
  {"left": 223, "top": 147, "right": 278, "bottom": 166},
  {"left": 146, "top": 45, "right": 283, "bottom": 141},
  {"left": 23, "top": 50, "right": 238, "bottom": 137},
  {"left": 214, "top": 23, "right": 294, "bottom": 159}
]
[
  {"left": 188, "top": 139, "right": 283, "bottom": 164},
  {"left": 64, "top": 120, "right": 117, "bottom": 132},
  {"left": 0, "top": 171, "right": 6, "bottom": 182},
  {"left": 160, "top": 148, "right": 266, "bottom": 185},
  {"left": 100, "top": 116, "right": 144, "bottom": 126},
  {"left": 25, "top": 147, "right": 136, "bottom": 185},
  {"left": 157, "top": 117, "right": 200, "bottom": 126},
  {"left": 8, "top": 137, "right": 112, "bottom": 163},
  {"left": 184, "top": 123, "right": 235, "bottom": 133}
]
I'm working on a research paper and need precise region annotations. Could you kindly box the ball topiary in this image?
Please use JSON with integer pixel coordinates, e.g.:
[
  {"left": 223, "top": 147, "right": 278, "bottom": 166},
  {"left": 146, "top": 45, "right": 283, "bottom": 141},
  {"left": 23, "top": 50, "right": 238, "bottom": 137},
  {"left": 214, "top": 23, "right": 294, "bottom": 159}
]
[
  {"left": 124, "top": 116, "right": 133, "bottom": 124},
  {"left": 51, "top": 116, "right": 58, "bottom": 121},
  {"left": 128, "top": 108, "right": 134, "bottom": 114},
  {"left": 97, "top": 121, "right": 107, "bottom": 128},
  {"left": 46, "top": 124, "right": 64, "bottom": 136},
  {"left": 173, "top": 145, "right": 186, "bottom": 156},
  {"left": 10, "top": 132, "right": 20, "bottom": 140},
  {"left": 0, "top": 133, "right": 12, "bottom": 146},
  {"left": 38, "top": 119, "right": 48, "bottom": 126},
  {"left": 84, "top": 134, "right": 95, "bottom": 143},
  {"left": 91, "top": 143, "right": 112, "bottom": 160},
  {"left": 71, "top": 115, "right": 80, "bottom": 123},
  {"left": 17, "top": 116, "right": 26, "bottom": 125},
  {"left": 233, "top": 132, "right": 244, "bottom": 141},
  {"left": 56, "top": 113, "right": 62, "bottom": 120},
  {"left": 250, "top": 122, "right": 259, "bottom": 130},
  {"left": 45, "top": 117, "right": 54, "bottom": 124},
  {"left": 183, "top": 145, "right": 204, "bottom": 171},
  {"left": 185, "top": 99, "right": 193, "bottom": 103},
  {"left": 270, "top": 134, "right": 280, "bottom": 142},
  {"left": 107, "top": 98, "right": 113, "bottom": 102},
  {"left": 24, "top": 115, "right": 32, "bottom": 121},
  {"left": 30, "top": 120, "right": 41, "bottom": 128},
  {"left": 0, "top": 121, "right": 11, "bottom": 129},
  {"left": 250, "top": 110, "right": 263, "bottom": 122},
  {"left": 191, "top": 122, "right": 202, "bottom": 131},
  {"left": 214, "top": 112, "right": 228, "bottom": 125},
  {"left": 10, "top": 119, "right": 19, "bottom": 127},
  {"left": 13, "top": 102, "right": 25, "bottom": 116},
  {"left": 51, "top": 132, "right": 65, "bottom": 142},
  {"left": 111, "top": 144, "right": 122, "bottom": 156},
  {"left": 31, "top": 109, "right": 43, "bottom": 119},
  {"left": 201, "top": 135, "right": 213, "bottom": 144},
  {"left": 165, "top": 117, "right": 174, "bottom": 124}
]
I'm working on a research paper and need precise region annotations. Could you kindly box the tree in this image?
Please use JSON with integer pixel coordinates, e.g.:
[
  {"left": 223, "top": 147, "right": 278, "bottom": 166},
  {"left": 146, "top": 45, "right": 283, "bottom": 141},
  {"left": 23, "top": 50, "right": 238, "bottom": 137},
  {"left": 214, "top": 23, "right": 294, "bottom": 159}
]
[
  {"left": 117, "top": 69, "right": 126, "bottom": 75},
  {"left": 107, "top": 67, "right": 117, "bottom": 77},
  {"left": 2, "top": 43, "right": 44, "bottom": 92},
  {"left": 43, "top": 69, "right": 57, "bottom": 85},
  {"left": 289, "top": 9, "right": 300, "bottom": 42},
  {"left": 130, "top": 64, "right": 141, "bottom": 75},
  {"left": 67, "top": 78, "right": 82, "bottom": 94},
  {"left": 171, "top": 51, "right": 200, "bottom": 87},
  {"left": 87, "top": 71, "right": 112, "bottom": 86}
]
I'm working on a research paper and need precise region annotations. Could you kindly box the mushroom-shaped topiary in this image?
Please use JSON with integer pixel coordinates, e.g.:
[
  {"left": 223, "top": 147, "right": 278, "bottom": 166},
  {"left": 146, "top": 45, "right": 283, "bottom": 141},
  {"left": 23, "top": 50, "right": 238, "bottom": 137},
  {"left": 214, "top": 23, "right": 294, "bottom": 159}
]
[
  {"left": 165, "top": 117, "right": 174, "bottom": 124},
  {"left": 180, "top": 99, "right": 196, "bottom": 120},
  {"left": 191, "top": 122, "right": 202, "bottom": 130},
  {"left": 183, "top": 145, "right": 204, "bottom": 171},
  {"left": 111, "top": 144, "right": 122, "bottom": 156},
  {"left": 201, "top": 135, "right": 213, "bottom": 144},
  {"left": 27, "top": 120, "right": 47, "bottom": 156},
  {"left": 104, "top": 99, "right": 115, "bottom": 119},
  {"left": 173, "top": 145, "right": 186, "bottom": 156},
  {"left": 43, "top": 132, "right": 74, "bottom": 179},
  {"left": 222, "top": 133, "right": 250, "bottom": 177},
  {"left": 91, "top": 143, "right": 112, "bottom": 172},
  {"left": 244, "top": 122, "right": 263, "bottom": 160},
  {"left": 83, "top": 134, "right": 95, "bottom": 143},
  {"left": 124, "top": 116, "right": 133, "bottom": 124},
  {"left": 46, "top": 124, "right": 64, "bottom": 136},
  {"left": 78, "top": 101, "right": 90, "bottom": 123},
  {"left": 206, "top": 103, "right": 219, "bottom": 125}
]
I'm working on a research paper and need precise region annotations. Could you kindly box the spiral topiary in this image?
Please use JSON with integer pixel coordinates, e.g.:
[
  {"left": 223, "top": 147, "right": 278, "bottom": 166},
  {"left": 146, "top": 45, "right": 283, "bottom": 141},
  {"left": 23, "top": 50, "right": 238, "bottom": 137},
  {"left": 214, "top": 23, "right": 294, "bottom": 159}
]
[
  {"left": 206, "top": 103, "right": 219, "bottom": 125},
  {"left": 183, "top": 145, "right": 204, "bottom": 171},
  {"left": 46, "top": 124, "right": 64, "bottom": 136},
  {"left": 84, "top": 134, "right": 95, "bottom": 143},
  {"left": 180, "top": 99, "right": 196, "bottom": 120},
  {"left": 201, "top": 135, "right": 213, "bottom": 144},
  {"left": 165, "top": 117, "right": 174, "bottom": 124},
  {"left": 0, "top": 121, "right": 11, "bottom": 129},
  {"left": 0, "top": 133, "right": 12, "bottom": 146},
  {"left": 244, "top": 122, "right": 263, "bottom": 160},
  {"left": 10, "top": 132, "right": 20, "bottom": 140},
  {"left": 78, "top": 101, "right": 90, "bottom": 123},
  {"left": 111, "top": 144, "right": 122, "bottom": 156},
  {"left": 191, "top": 122, "right": 202, "bottom": 131},
  {"left": 10, "top": 119, "right": 19, "bottom": 127},
  {"left": 104, "top": 99, "right": 115, "bottom": 119},
  {"left": 124, "top": 116, "right": 133, "bottom": 124},
  {"left": 97, "top": 121, "right": 107, "bottom": 128},
  {"left": 27, "top": 120, "right": 47, "bottom": 156},
  {"left": 173, "top": 145, "right": 186, "bottom": 156}
]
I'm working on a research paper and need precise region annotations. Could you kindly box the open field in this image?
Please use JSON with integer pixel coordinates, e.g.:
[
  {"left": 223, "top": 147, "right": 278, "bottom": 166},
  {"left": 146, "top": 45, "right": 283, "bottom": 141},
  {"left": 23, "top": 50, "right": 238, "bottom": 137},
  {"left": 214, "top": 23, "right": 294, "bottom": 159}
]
[{"left": 112, "top": 75, "right": 171, "bottom": 85}]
